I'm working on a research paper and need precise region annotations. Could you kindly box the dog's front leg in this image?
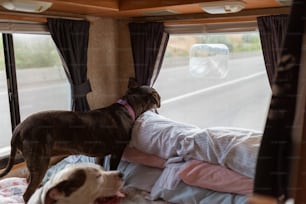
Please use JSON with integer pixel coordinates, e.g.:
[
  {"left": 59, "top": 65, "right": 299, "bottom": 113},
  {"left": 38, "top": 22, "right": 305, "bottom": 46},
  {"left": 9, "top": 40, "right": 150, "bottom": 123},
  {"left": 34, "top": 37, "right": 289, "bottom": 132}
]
[
  {"left": 96, "top": 155, "right": 111, "bottom": 170},
  {"left": 109, "top": 151, "right": 124, "bottom": 170},
  {"left": 95, "top": 156, "right": 104, "bottom": 166}
]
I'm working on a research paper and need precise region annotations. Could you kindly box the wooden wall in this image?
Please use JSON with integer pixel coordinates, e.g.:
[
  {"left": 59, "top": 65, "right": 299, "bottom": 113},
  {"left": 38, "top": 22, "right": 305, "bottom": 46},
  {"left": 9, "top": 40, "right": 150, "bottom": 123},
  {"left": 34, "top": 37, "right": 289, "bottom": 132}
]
[{"left": 86, "top": 17, "right": 134, "bottom": 109}]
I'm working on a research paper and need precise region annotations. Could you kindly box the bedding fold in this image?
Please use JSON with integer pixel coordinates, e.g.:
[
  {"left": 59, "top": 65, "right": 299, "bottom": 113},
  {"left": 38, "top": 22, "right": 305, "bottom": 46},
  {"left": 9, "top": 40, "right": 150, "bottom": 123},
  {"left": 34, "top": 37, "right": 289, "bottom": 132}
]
[{"left": 130, "top": 111, "right": 262, "bottom": 178}]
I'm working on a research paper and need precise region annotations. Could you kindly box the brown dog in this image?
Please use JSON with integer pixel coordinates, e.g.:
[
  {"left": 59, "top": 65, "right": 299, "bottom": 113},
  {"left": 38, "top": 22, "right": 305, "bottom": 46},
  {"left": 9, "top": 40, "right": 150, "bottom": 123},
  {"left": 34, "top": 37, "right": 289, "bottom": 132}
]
[{"left": 0, "top": 85, "right": 160, "bottom": 202}]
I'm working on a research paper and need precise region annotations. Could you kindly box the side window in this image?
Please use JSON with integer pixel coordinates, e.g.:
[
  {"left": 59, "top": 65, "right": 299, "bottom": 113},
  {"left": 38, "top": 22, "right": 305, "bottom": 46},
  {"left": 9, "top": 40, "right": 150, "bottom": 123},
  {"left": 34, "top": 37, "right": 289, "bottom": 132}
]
[
  {"left": 0, "top": 33, "right": 70, "bottom": 156},
  {"left": 154, "top": 32, "right": 271, "bottom": 131},
  {"left": 13, "top": 34, "right": 70, "bottom": 120}
]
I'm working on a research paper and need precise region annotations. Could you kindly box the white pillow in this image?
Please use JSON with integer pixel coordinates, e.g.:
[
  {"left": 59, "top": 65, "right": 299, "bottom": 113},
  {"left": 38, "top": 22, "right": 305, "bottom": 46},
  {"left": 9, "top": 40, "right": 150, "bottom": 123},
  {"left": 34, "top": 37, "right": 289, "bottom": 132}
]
[{"left": 130, "top": 111, "right": 201, "bottom": 159}]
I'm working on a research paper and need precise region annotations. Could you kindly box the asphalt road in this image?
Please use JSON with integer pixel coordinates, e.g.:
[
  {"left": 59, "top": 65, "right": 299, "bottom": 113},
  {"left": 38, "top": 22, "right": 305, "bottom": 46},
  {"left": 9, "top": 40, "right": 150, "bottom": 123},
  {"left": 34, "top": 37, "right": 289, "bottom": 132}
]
[
  {"left": 0, "top": 82, "right": 69, "bottom": 153},
  {"left": 0, "top": 55, "right": 271, "bottom": 154},
  {"left": 154, "top": 55, "right": 271, "bottom": 131}
]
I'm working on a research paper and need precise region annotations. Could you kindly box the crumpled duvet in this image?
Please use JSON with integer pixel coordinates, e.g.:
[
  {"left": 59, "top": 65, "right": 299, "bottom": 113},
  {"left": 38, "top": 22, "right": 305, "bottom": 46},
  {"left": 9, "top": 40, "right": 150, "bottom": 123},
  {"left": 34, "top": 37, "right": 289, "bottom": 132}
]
[
  {"left": 0, "top": 177, "right": 27, "bottom": 204},
  {"left": 130, "top": 111, "right": 262, "bottom": 178}
]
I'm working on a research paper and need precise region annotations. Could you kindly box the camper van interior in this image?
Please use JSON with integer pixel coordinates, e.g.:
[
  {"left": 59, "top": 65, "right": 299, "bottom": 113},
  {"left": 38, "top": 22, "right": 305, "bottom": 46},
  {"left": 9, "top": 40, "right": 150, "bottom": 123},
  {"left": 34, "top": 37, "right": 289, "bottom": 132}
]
[{"left": 0, "top": 0, "right": 305, "bottom": 203}]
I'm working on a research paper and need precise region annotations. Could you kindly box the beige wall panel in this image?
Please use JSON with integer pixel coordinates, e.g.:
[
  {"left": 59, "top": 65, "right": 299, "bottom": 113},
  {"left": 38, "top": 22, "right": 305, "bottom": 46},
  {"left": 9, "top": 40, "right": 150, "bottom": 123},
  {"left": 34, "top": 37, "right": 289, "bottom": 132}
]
[
  {"left": 86, "top": 17, "right": 134, "bottom": 110},
  {"left": 117, "top": 20, "right": 135, "bottom": 95},
  {"left": 87, "top": 17, "right": 118, "bottom": 109}
]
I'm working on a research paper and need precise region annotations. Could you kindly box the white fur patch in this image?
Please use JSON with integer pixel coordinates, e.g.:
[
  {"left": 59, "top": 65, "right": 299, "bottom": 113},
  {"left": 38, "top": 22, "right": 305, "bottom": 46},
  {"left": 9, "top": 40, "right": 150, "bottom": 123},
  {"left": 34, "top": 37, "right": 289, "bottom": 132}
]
[{"left": 28, "top": 163, "right": 124, "bottom": 204}]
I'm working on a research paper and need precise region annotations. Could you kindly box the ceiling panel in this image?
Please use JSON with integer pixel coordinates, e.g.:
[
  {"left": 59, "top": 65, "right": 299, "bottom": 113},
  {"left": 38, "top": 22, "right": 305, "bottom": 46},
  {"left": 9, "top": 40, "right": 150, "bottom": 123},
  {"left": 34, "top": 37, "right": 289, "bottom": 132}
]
[
  {"left": 42, "top": 0, "right": 285, "bottom": 17},
  {"left": 0, "top": 0, "right": 289, "bottom": 24}
]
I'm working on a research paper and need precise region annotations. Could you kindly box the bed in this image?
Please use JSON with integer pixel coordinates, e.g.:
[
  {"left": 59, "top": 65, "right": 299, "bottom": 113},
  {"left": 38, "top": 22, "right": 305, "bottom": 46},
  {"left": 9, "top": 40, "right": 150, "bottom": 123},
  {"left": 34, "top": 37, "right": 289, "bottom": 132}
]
[{"left": 0, "top": 110, "right": 262, "bottom": 204}]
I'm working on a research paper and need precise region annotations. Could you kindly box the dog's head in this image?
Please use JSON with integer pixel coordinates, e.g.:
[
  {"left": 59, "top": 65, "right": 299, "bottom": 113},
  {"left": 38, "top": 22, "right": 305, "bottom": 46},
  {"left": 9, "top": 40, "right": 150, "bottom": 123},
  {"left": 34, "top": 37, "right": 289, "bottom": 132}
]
[
  {"left": 29, "top": 163, "right": 124, "bottom": 204},
  {"left": 124, "top": 86, "right": 161, "bottom": 118}
]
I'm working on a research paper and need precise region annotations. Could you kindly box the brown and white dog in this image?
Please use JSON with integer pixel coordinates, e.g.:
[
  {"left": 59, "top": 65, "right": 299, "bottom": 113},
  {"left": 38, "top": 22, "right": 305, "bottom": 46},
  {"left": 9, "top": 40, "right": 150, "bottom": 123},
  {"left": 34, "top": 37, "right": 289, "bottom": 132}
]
[
  {"left": 0, "top": 85, "right": 160, "bottom": 202},
  {"left": 28, "top": 163, "right": 125, "bottom": 204}
]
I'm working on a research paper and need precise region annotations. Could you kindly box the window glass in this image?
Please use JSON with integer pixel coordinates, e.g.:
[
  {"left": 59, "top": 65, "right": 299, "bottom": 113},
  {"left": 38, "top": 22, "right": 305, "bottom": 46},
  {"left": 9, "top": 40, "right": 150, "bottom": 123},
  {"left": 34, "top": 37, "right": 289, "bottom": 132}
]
[
  {"left": 0, "top": 35, "right": 12, "bottom": 155},
  {"left": 154, "top": 32, "right": 271, "bottom": 131},
  {"left": 0, "top": 33, "right": 70, "bottom": 157},
  {"left": 13, "top": 33, "right": 70, "bottom": 121}
]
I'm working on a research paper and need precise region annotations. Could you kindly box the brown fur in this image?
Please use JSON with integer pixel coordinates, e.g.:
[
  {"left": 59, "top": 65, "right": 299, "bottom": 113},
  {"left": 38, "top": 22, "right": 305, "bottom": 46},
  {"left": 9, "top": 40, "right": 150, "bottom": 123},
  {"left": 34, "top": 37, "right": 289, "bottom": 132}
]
[{"left": 0, "top": 86, "right": 160, "bottom": 202}]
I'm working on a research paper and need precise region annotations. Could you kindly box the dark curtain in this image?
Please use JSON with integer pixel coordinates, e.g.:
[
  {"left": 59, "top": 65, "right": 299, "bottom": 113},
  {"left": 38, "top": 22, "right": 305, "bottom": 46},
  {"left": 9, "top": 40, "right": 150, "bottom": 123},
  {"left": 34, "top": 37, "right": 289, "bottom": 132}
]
[
  {"left": 254, "top": 0, "right": 305, "bottom": 200},
  {"left": 129, "top": 22, "right": 169, "bottom": 86},
  {"left": 257, "top": 15, "right": 289, "bottom": 86},
  {"left": 47, "top": 18, "right": 91, "bottom": 112}
]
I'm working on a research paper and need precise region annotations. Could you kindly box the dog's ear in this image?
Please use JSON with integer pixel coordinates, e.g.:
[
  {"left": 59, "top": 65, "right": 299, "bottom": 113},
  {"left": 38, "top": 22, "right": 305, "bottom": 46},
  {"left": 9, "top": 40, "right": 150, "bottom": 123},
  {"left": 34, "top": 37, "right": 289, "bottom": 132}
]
[
  {"left": 46, "top": 188, "right": 61, "bottom": 204},
  {"left": 126, "top": 86, "right": 161, "bottom": 107},
  {"left": 151, "top": 90, "right": 161, "bottom": 108},
  {"left": 47, "top": 169, "right": 86, "bottom": 201}
]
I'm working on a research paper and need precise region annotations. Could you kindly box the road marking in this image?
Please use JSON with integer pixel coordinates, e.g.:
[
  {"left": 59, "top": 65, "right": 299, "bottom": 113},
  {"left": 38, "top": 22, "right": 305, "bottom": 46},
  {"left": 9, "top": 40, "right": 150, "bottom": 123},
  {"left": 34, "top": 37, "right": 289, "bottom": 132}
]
[
  {"left": 0, "top": 146, "right": 10, "bottom": 157},
  {"left": 0, "top": 92, "right": 8, "bottom": 97},
  {"left": 162, "top": 71, "right": 266, "bottom": 105}
]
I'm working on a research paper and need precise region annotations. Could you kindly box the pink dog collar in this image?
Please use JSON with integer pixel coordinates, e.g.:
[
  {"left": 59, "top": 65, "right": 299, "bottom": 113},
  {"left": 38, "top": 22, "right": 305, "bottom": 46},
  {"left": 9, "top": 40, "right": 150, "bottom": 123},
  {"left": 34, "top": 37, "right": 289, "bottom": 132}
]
[{"left": 116, "top": 99, "right": 136, "bottom": 120}]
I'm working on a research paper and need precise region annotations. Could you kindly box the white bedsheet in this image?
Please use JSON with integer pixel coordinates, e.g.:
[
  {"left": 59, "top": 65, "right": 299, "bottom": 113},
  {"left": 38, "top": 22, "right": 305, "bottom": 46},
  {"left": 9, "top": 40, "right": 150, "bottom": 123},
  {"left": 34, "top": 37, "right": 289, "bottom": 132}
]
[
  {"left": 130, "top": 111, "right": 262, "bottom": 178},
  {"left": 119, "top": 161, "right": 247, "bottom": 204}
]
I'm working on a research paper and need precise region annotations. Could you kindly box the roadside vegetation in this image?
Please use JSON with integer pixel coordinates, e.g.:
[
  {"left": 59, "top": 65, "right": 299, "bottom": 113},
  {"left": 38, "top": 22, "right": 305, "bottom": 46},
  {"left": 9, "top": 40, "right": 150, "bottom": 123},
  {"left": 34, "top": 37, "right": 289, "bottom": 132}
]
[
  {"left": 0, "top": 33, "right": 261, "bottom": 70},
  {"left": 165, "top": 33, "right": 262, "bottom": 57},
  {"left": 163, "top": 33, "right": 262, "bottom": 69},
  {"left": 0, "top": 34, "right": 61, "bottom": 70}
]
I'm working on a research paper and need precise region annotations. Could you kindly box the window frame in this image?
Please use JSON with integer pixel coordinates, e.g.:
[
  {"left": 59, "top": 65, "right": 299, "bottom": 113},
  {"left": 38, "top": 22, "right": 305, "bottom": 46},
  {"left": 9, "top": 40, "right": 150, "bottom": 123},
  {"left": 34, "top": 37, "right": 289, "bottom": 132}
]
[
  {"left": 164, "top": 21, "right": 259, "bottom": 34},
  {"left": 3, "top": 33, "right": 20, "bottom": 132}
]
